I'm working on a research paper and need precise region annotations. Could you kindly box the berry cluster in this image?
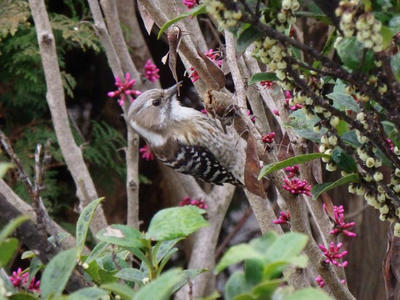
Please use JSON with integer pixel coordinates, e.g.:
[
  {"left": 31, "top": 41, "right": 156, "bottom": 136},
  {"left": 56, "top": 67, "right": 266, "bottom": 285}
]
[
  {"left": 282, "top": 178, "right": 312, "bottom": 196},
  {"left": 261, "top": 132, "right": 275, "bottom": 144},
  {"left": 273, "top": 211, "right": 290, "bottom": 225},
  {"left": 284, "top": 165, "right": 299, "bottom": 178},
  {"left": 9, "top": 268, "right": 40, "bottom": 293},
  {"left": 319, "top": 242, "right": 348, "bottom": 268},
  {"left": 179, "top": 196, "right": 208, "bottom": 209},
  {"left": 107, "top": 73, "right": 141, "bottom": 106},
  {"left": 144, "top": 59, "right": 160, "bottom": 83},
  {"left": 139, "top": 144, "right": 154, "bottom": 161}
]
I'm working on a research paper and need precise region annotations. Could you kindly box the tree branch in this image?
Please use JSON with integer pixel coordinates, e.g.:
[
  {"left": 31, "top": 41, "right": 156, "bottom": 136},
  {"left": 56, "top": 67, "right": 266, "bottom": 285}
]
[{"left": 28, "top": 0, "right": 107, "bottom": 233}]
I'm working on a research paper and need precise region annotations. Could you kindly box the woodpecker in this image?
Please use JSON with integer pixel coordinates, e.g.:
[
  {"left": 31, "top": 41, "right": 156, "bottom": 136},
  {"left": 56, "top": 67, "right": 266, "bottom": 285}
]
[{"left": 127, "top": 83, "right": 243, "bottom": 186}]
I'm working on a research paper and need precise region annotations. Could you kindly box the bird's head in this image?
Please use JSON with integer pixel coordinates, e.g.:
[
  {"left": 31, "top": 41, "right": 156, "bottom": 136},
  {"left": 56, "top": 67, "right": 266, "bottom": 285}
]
[{"left": 128, "top": 82, "right": 182, "bottom": 133}]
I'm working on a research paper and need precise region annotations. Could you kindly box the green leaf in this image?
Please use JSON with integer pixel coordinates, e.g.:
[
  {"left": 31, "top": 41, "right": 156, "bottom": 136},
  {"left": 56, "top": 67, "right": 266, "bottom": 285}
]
[
  {"left": 381, "top": 26, "right": 394, "bottom": 50},
  {"left": 146, "top": 206, "right": 208, "bottom": 241},
  {"left": 101, "top": 282, "right": 135, "bottom": 300},
  {"left": 114, "top": 268, "right": 146, "bottom": 285},
  {"left": 133, "top": 269, "right": 184, "bottom": 300},
  {"left": 85, "top": 241, "right": 109, "bottom": 264},
  {"left": 336, "top": 37, "right": 375, "bottom": 72},
  {"left": 293, "top": 129, "right": 322, "bottom": 143},
  {"left": 0, "top": 238, "right": 18, "bottom": 267},
  {"left": 391, "top": 53, "right": 400, "bottom": 82},
  {"left": 76, "top": 197, "right": 104, "bottom": 258},
  {"left": 236, "top": 26, "right": 263, "bottom": 53},
  {"left": 265, "top": 232, "right": 308, "bottom": 262},
  {"left": 248, "top": 72, "right": 278, "bottom": 84},
  {"left": 224, "top": 271, "right": 253, "bottom": 300},
  {"left": 331, "top": 147, "right": 357, "bottom": 172},
  {"left": 9, "top": 293, "right": 38, "bottom": 300},
  {"left": 311, "top": 173, "right": 359, "bottom": 199},
  {"left": 263, "top": 256, "right": 308, "bottom": 280},
  {"left": 157, "top": 5, "right": 206, "bottom": 39},
  {"left": 258, "top": 153, "right": 330, "bottom": 179},
  {"left": 249, "top": 232, "right": 278, "bottom": 253},
  {"left": 336, "top": 120, "right": 349, "bottom": 136},
  {"left": 96, "top": 224, "right": 144, "bottom": 248},
  {"left": 340, "top": 131, "right": 361, "bottom": 147},
  {"left": 252, "top": 279, "right": 283, "bottom": 298},
  {"left": 244, "top": 259, "right": 263, "bottom": 285},
  {"left": 0, "top": 216, "right": 29, "bottom": 243},
  {"left": 283, "top": 287, "right": 333, "bottom": 300},
  {"left": 156, "top": 238, "right": 183, "bottom": 264},
  {"left": 0, "top": 162, "right": 14, "bottom": 178},
  {"left": 40, "top": 248, "right": 77, "bottom": 299},
  {"left": 171, "top": 269, "right": 207, "bottom": 294},
  {"left": 67, "top": 287, "right": 109, "bottom": 300},
  {"left": 27, "top": 256, "right": 42, "bottom": 286},
  {"left": 216, "top": 244, "right": 264, "bottom": 274},
  {"left": 326, "top": 92, "right": 360, "bottom": 113}
]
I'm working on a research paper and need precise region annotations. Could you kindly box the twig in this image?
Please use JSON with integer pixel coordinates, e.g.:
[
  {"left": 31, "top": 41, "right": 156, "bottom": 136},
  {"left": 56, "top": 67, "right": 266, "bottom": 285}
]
[
  {"left": 215, "top": 207, "right": 252, "bottom": 259},
  {"left": 28, "top": 0, "right": 108, "bottom": 233},
  {"left": 0, "top": 130, "right": 58, "bottom": 243}
]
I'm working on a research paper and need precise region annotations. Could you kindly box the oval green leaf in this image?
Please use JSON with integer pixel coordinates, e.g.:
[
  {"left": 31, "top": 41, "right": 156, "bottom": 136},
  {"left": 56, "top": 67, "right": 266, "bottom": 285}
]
[
  {"left": 133, "top": 269, "right": 184, "bottom": 300},
  {"left": 216, "top": 244, "right": 264, "bottom": 274},
  {"left": 0, "top": 238, "right": 18, "bottom": 268},
  {"left": 146, "top": 206, "right": 208, "bottom": 241},
  {"left": 96, "top": 224, "right": 144, "bottom": 248},
  {"left": 40, "top": 248, "right": 77, "bottom": 299},
  {"left": 236, "top": 26, "right": 263, "bottom": 53},
  {"left": 101, "top": 282, "right": 135, "bottom": 300},
  {"left": 311, "top": 173, "right": 359, "bottom": 200},
  {"left": 0, "top": 215, "right": 29, "bottom": 243},
  {"left": 67, "top": 287, "right": 109, "bottom": 300},
  {"left": 76, "top": 197, "right": 104, "bottom": 258},
  {"left": 258, "top": 153, "right": 330, "bottom": 180},
  {"left": 283, "top": 287, "right": 333, "bottom": 300},
  {"left": 114, "top": 268, "right": 146, "bottom": 284}
]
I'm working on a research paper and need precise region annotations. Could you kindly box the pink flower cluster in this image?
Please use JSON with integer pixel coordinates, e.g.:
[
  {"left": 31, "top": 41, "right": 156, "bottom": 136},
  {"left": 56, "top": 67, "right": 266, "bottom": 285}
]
[
  {"left": 179, "top": 196, "right": 208, "bottom": 209},
  {"left": 260, "top": 81, "right": 274, "bottom": 88},
  {"left": 284, "top": 165, "right": 299, "bottom": 178},
  {"left": 387, "top": 138, "right": 394, "bottom": 152},
  {"left": 108, "top": 73, "right": 141, "bottom": 106},
  {"left": 285, "top": 91, "right": 302, "bottom": 111},
  {"left": 139, "top": 144, "right": 154, "bottom": 161},
  {"left": 282, "top": 178, "right": 312, "bottom": 196},
  {"left": 315, "top": 275, "right": 325, "bottom": 288},
  {"left": 315, "top": 275, "right": 345, "bottom": 288},
  {"left": 183, "top": 0, "right": 197, "bottom": 9},
  {"left": 9, "top": 268, "right": 40, "bottom": 293},
  {"left": 144, "top": 59, "right": 160, "bottom": 83},
  {"left": 329, "top": 205, "right": 356, "bottom": 237},
  {"left": 261, "top": 132, "right": 275, "bottom": 143},
  {"left": 319, "top": 242, "right": 348, "bottom": 268},
  {"left": 273, "top": 211, "right": 290, "bottom": 225},
  {"left": 189, "top": 49, "right": 222, "bottom": 83}
]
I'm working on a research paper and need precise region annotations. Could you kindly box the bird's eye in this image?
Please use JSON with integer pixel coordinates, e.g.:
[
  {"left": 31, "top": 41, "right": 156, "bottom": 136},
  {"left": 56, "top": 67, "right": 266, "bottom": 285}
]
[{"left": 152, "top": 99, "right": 161, "bottom": 106}]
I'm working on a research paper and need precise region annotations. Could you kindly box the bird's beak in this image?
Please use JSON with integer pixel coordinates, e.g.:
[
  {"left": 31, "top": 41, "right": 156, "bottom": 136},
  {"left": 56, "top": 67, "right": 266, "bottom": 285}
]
[{"left": 165, "top": 81, "right": 182, "bottom": 98}]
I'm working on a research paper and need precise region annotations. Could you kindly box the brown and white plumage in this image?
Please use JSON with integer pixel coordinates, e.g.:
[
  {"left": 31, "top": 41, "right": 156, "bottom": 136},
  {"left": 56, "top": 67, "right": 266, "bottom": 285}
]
[{"left": 127, "top": 83, "right": 243, "bottom": 185}]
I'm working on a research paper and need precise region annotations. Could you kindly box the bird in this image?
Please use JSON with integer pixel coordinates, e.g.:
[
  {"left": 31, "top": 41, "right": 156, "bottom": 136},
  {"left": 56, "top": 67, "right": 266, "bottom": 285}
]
[{"left": 127, "top": 83, "right": 243, "bottom": 186}]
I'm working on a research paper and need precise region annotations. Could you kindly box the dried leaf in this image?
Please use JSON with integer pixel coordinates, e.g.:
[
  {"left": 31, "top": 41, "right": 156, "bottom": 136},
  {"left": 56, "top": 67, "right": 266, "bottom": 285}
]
[
  {"left": 321, "top": 193, "right": 334, "bottom": 220},
  {"left": 137, "top": 2, "right": 154, "bottom": 35},
  {"left": 244, "top": 133, "right": 265, "bottom": 197},
  {"left": 312, "top": 158, "right": 323, "bottom": 184},
  {"left": 167, "top": 26, "right": 182, "bottom": 83},
  {"left": 197, "top": 49, "right": 225, "bottom": 89}
]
